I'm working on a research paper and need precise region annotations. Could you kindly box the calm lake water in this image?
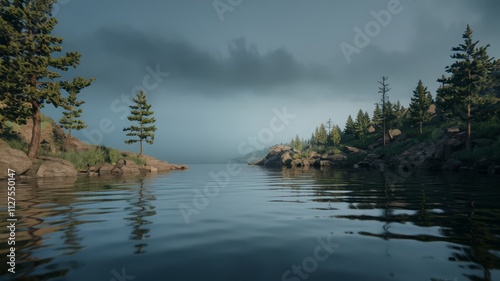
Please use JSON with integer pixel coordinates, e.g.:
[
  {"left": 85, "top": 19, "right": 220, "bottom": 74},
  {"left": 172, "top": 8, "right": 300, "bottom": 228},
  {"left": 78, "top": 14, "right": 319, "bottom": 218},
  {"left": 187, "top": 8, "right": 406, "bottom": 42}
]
[{"left": 1, "top": 164, "right": 500, "bottom": 281}]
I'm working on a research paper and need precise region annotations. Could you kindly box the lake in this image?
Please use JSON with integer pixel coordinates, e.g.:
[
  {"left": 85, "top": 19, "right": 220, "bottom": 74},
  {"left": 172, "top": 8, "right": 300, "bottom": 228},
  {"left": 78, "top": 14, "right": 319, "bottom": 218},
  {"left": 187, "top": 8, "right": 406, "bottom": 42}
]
[{"left": 1, "top": 164, "right": 500, "bottom": 281}]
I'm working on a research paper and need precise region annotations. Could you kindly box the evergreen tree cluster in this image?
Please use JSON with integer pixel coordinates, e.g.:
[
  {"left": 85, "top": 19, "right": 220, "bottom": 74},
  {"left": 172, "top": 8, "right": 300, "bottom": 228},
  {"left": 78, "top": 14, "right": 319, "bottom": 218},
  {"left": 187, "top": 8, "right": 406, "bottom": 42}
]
[{"left": 291, "top": 25, "right": 499, "bottom": 152}]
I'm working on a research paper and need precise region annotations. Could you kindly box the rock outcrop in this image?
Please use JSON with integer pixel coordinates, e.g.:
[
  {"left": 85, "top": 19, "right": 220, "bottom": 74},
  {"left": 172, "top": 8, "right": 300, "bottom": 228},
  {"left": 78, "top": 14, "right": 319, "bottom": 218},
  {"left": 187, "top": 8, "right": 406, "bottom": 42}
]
[
  {"left": 36, "top": 156, "right": 78, "bottom": 177},
  {"left": 0, "top": 140, "right": 32, "bottom": 178},
  {"left": 254, "top": 145, "right": 348, "bottom": 168},
  {"left": 254, "top": 128, "right": 500, "bottom": 174}
]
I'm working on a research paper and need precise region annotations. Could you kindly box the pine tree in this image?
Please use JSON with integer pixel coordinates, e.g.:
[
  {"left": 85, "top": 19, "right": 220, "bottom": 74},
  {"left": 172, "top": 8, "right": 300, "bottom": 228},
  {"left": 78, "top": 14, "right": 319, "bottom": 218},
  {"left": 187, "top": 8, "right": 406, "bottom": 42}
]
[
  {"left": 378, "top": 76, "right": 391, "bottom": 146},
  {"left": 294, "top": 134, "right": 302, "bottom": 151},
  {"left": 325, "top": 117, "right": 333, "bottom": 135},
  {"left": 409, "top": 80, "right": 434, "bottom": 134},
  {"left": 393, "top": 100, "right": 405, "bottom": 128},
  {"left": 123, "top": 91, "right": 157, "bottom": 157},
  {"left": 0, "top": 1, "right": 93, "bottom": 158},
  {"left": 317, "top": 123, "right": 328, "bottom": 145},
  {"left": 344, "top": 115, "right": 355, "bottom": 135},
  {"left": 363, "top": 111, "right": 370, "bottom": 127},
  {"left": 372, "top": 103, "right": 383, "bottom": 132},
  {"left": 331, "top": 126, "right": 341, "bottom": 146},
  {"left": 354, "top": 109, "right": 367, "bottom": 139},
  {"left": 436, "top": 25, "right": 497, "bottom": 151},
  {"left": 59, "top": 77, "right": 94, "bottom": 149}
]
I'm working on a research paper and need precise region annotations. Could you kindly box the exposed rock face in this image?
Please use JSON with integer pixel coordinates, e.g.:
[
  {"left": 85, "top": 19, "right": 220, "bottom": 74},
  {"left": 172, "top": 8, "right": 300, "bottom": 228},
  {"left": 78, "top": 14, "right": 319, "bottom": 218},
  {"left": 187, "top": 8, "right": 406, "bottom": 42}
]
[
  {"left": 126, "top": 153, "right": 188, "bottom": 171},
  {"left": 36, "top": 157, "right": 78, "bottom": 177},
  {"left": 345, "top": 146, "right": 361, "bottom": 153},
  {"left": 88, "top": 156, "right": 188, "bottom": 176},
  {"left": 388, "top": 129, "right": 402, "bottom": 140},
  {"left": 0, "top": 140, "right": 32, "bottom": 178},
  {"left": 255, "top": 145, "right": 348, "bottom": 168}
]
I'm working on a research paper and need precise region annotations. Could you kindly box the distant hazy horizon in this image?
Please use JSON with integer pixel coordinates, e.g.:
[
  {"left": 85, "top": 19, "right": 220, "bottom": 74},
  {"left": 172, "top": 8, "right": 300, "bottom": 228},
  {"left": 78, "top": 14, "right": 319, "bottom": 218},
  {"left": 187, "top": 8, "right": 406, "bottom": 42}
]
[{"left": 42, "top": 0, "right": 500, "bottom": 164}]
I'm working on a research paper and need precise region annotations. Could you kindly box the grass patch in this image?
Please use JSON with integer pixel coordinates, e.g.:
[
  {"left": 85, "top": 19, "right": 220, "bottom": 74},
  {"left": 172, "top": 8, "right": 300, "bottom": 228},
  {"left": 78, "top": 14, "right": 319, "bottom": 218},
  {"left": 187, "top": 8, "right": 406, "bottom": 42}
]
[
  {"left": 452, "top": 140, "right": 500, "bottom": 163},
  {"left": 474, "top": 120, "right": 500, "bottom": 139},
  {"left": 379, "top": 140, "right": 415, "bottom": 158},
  {"left": 345, "top": 134, "right": 378, "bottom": 150},
  {"left": 49, "top": 145, "right": 130, "bottom": 170},
  {"left": 0, "top": 128, "right": 27, "bottom": 152}
]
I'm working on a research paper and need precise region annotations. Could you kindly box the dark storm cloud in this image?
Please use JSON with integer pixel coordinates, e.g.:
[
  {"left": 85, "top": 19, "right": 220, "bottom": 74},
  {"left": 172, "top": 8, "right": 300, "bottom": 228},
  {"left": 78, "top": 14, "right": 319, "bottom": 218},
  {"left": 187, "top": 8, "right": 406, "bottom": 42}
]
[{"left": 74, "top": 25, "right": 332, "bottom": 96}]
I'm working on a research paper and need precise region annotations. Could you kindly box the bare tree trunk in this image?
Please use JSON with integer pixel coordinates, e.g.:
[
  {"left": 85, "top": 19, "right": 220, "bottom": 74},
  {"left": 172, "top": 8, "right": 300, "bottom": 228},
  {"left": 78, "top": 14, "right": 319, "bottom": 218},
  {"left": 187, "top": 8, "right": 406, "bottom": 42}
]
[
  {"left": 138, "top": 140, "right": 143, "bottom": 157},
  {"left": 420, "top": 122, "right": 423, "bottom": 135},
  {"left": 27, "top": 100, "right": 41, "bottom": 159},
  {"left": 64, "top": 129, "right": 72, "bottom": 151},
  {"left": 467, "top": 103, "right": 471, "bottom": 152}
]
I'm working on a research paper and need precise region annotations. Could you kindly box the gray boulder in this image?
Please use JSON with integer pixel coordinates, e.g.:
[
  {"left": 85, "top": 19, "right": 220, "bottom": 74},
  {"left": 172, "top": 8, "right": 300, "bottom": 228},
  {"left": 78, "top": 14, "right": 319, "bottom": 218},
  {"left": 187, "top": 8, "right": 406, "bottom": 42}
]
[
  {"left": 0, "top": 140, "right": 32, "bottom": 178},
  {"left": 37, "top": 157, "right": 77, "bottom": 177}
]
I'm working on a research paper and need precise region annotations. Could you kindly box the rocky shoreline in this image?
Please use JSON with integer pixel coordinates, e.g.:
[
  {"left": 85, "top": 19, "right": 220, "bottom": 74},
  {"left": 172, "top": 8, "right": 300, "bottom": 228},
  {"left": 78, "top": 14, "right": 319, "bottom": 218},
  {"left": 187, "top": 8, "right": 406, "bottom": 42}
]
[
  {"left": 0, "top": 139, "right": 188, "bottom": 179},
  {"left": 253, "top": 129, "right": 500, "bottom": 175}
]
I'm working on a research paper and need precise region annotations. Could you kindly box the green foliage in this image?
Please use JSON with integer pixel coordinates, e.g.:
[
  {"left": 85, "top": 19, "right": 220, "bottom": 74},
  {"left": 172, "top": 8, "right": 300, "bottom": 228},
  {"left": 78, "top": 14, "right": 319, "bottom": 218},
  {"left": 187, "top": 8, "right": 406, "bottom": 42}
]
[
  {"left": 316, "top": 123, "right": 328, "bottom": 145},
  {"left": 474, "top": 119, "right": 500, "bottom": 139},
  {"left": 123, "top": 91, "right": 157, "bottom": 156},
  {"left": 436, "top": 25, "right": 497, "bottom": 150},
  {"left": 344, "top": 115, "right": 355, "bottom": 135},
  {"left": 452, "top": 141, "right": 500, "bottom": 163},
  {"left": 372, "top": 103, "right": 382, "bottom": 130},
  {"left": 409, "top": 80, "right": 434, "bottom": 134},
  {"left": 347, "top": 134, "right": 377, "bottom": 150},
  {"left": 52, "top": 145, "right": 136, "bottom": 170},
  {"left": 379, "top": 141, "right": 415, "bottom": 158},
  {"left": 331, "top": 126, "right": 341, "bottom": 146},
  {"left": 0, "top": 0, "right": 93, "bottom": 157},
  {"left": 354, "top": 109, "right": 370, "bottom": 139},
  {"left": 291, "top": 134, "right": 303, "bottom": 151},
  {"left": 59, "top": 77, "right": 94, "bottom": 141}
]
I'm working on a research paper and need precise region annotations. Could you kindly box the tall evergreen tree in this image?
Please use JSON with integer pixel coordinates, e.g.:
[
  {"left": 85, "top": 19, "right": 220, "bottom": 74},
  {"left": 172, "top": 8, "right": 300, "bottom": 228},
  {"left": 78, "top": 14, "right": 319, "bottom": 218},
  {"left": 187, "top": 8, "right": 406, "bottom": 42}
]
[
  {"left": 393, "top": 100, "right": 406, "bottom": 128},
  {"left": 59, "top": 77, "right": 94, "bottom": 149},
  {"left": 372, "top": 103, "right": 383, "bottom": 132},
  {"left": 436, "top": 25, "right": 497, "bottom": 151},
  {"left": 409, "top": 80, "right": 434, "bottom": 134},
  {"left": 0, "top": 0, "right": 93, "bottom": 158},
  {"left": 294, "top": 134, "right": 302, "bottom": 151},
  {"left": 331, "top": 125, "right": 341, "bottom": 146},
  {"left": 317, "top": 123, "right": 328, "bottom": 145},
  {"left": 378, "top": 76, "right": 391, "bottom": 146},
  {"left": 344, "top": 115, "right": 355, "bottom": 135},
  {"left": 123, "top": 91, "right": 157, "bottom": 157},
  {"left": 354, "top": 109, "right": 368, "bottom": 139},
  {"left": 363, "top": 111, "right": 370, "bottom": 127}
]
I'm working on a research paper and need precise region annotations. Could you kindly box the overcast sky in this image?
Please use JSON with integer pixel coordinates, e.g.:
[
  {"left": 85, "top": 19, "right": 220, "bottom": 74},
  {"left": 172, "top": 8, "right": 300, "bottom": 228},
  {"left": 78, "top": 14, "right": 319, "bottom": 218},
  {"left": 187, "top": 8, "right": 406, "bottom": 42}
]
[{"left": 45, "top": 0, "right": 500, "bottom": 164}]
